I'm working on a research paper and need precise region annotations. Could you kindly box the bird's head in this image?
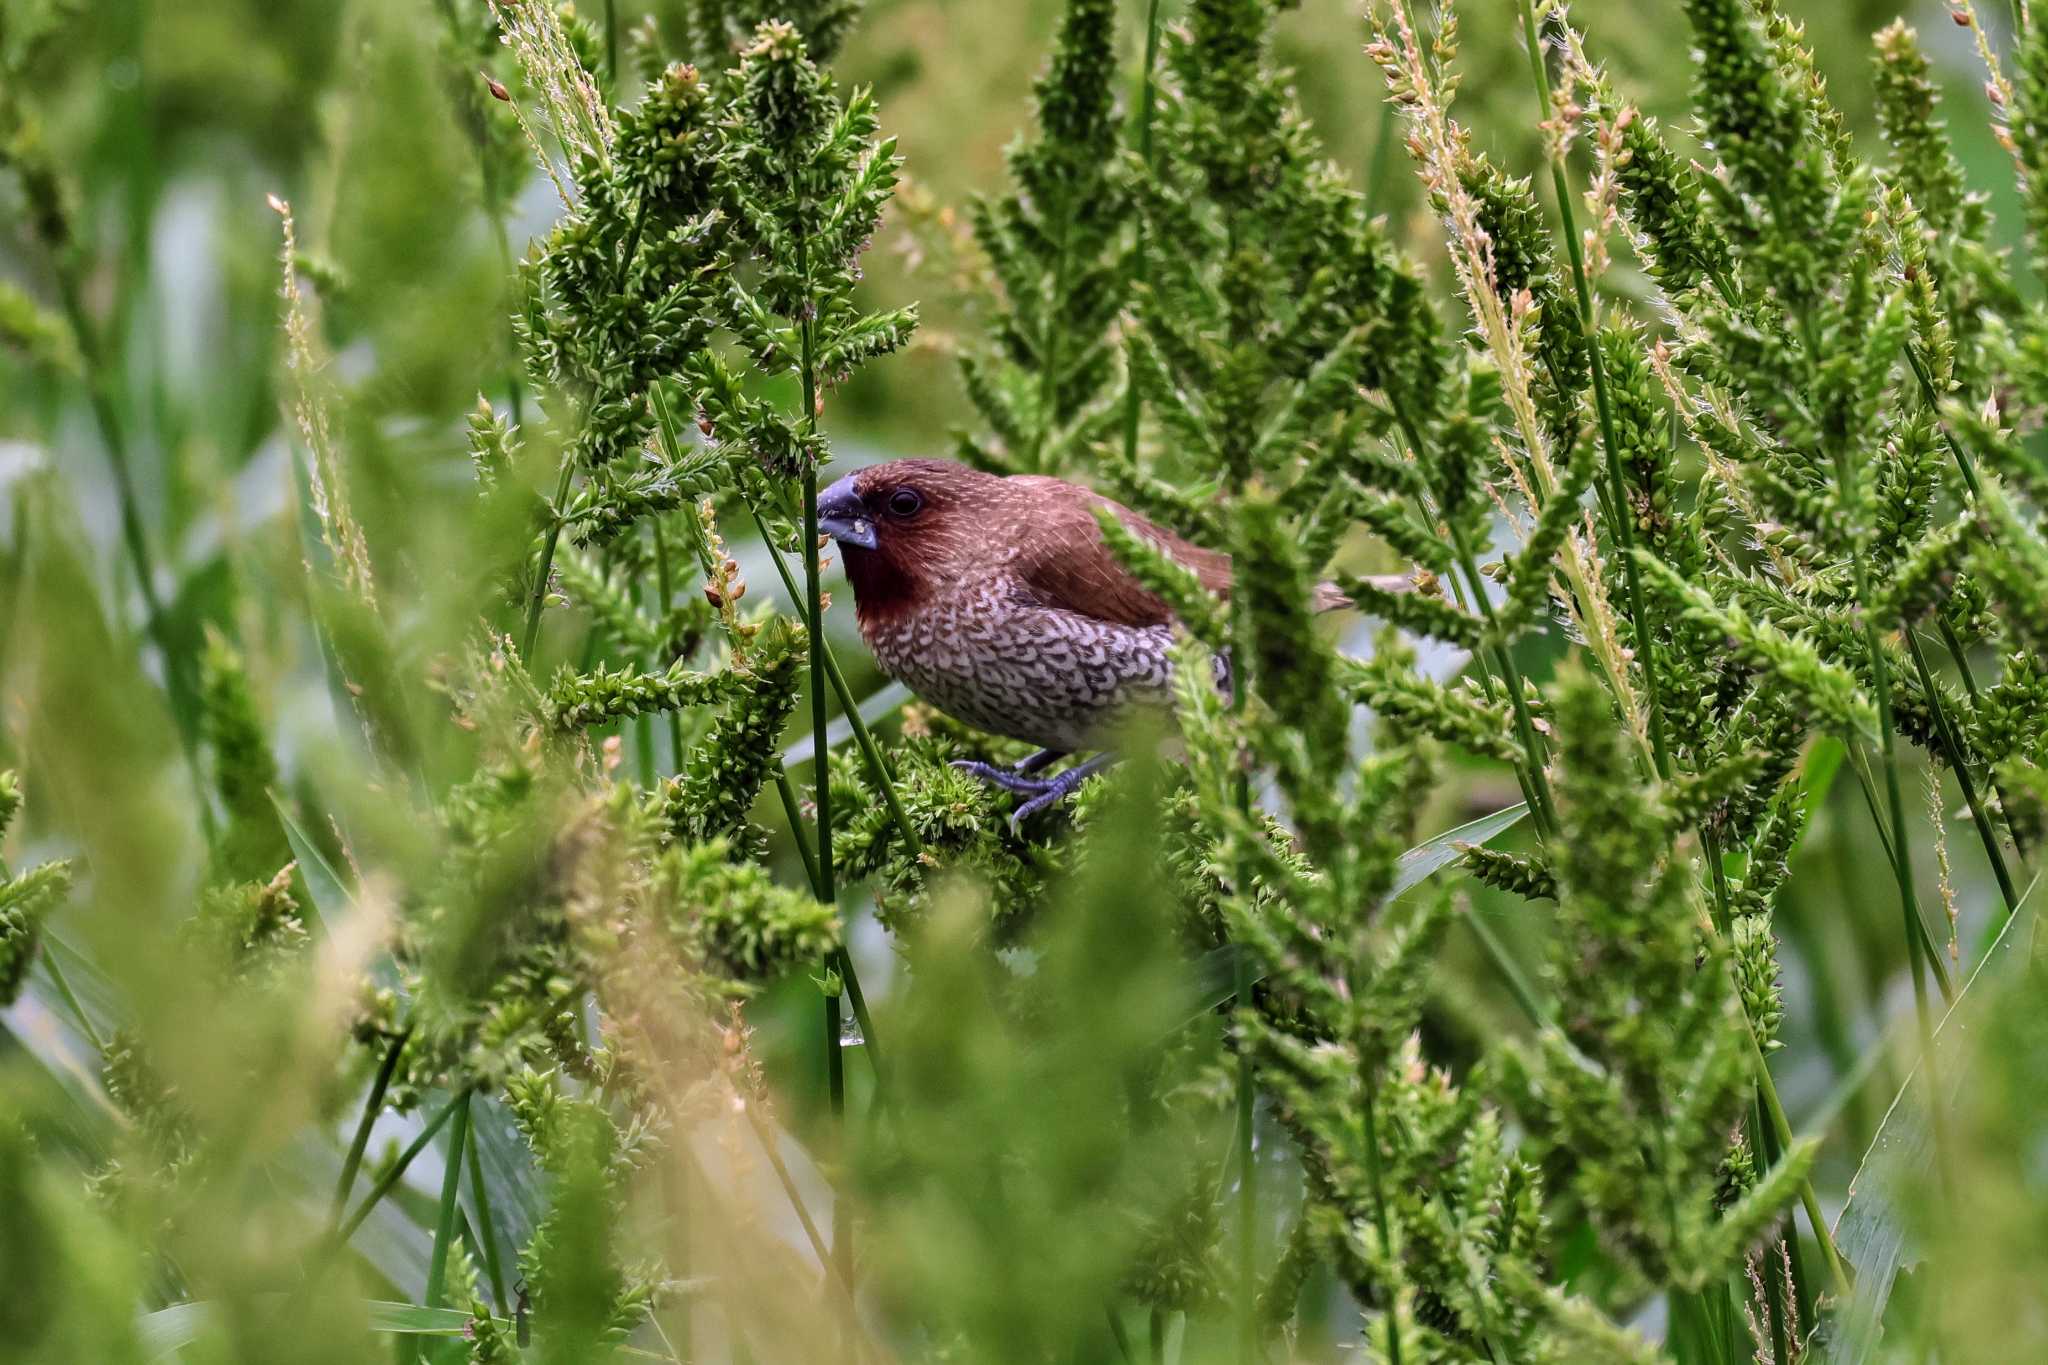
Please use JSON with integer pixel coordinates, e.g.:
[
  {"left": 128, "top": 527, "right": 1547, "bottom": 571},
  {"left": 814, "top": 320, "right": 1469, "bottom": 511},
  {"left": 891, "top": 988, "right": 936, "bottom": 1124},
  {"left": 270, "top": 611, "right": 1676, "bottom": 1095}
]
[{"left": 817, "top": 459, "right": 1009, "bottom": 619}]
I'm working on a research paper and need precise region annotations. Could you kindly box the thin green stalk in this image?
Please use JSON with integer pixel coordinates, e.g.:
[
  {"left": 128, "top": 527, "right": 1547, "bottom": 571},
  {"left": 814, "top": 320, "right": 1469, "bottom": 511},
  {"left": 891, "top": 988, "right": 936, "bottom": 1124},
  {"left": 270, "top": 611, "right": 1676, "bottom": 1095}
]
[
  {"left": 774, "top": 769, "right": 891, "bottom": 1104},
  {"left": 653, "top": 519, "right": 686, "bottom": 771},
  {"left": 1708, "top": 825, "right": 1813, "bottom": 1338},
  {"left": 750, "top": 501, "right": 924, "bottom": 859},
  {"left": 1748, "top": 1018, "right": 1850, "bottom": 1297},
  {"left": 737, "top": 1101, "right": 863, "bottom": 1316},
  {"left": 615, "top": 196, "right": 651, "bottom": 294},
  {"left": 634, "top": 573, "right": 657, "bottom": 787},
  {"left": 825, "top": 979, "right": 848, "bottom": 1275},
  {"left": 1690, "top": 825, "right": 1851, "bottom": 1299},
  {"left": 521, "top": 455, "right": 578, "bottom": 658},
  {"left": 1389, "top": 403, "right": 1558, "bottom": 834},
  {"left": 1402, "top": 490, "right": 1547, "bottom": 825},
  {"left": 1360, "top": 1074, "right": 1403, "bottom": 1365},
  {"left": 1937, "top": 613, "right": 1984, "bottom": 706},
  {"left": 52, "top": 267, "right": 195, "bottom": 729},
  {"left": 1842, "top": 751, "right": 1954, "bottom": 1001},
  {"left": 465, "top": 1116, "right": 509, "bottom": 1312},
  {"left": 1905, "top": 347, "right": 2037, "bottom": 867},
  {"left": 1512, "top": 0, "right": 1673, "bottom": 782},
  {"left": 1752, "top": 1095, "right": 1807, "bottom": 1355},
  {"left": 1221, "top": 336, "right": 1258, "bottom": 1365},
  {"left": 1904, "top": 626, "right": 2019, "bottom": 917},
  {"left": 1907, "top": 348, "right": 1982, "bottom": 500},
  {"left": 774, "top": 770, "right": 826, "bottom": 899},
  {"left": 1461, "top": 908, "right": 1547, "bottom": 1027},
  {"left": 423, "top": 1092, "right": 471, "bottom": 1317},
  {"left": 1448, "top": 525, "right": 1560, "bottom": 838},
  {"left": 332, "top": 1027, "right": 411, "bottom": 1223},
  {"left": 773, "top": 766, "right": 889, "bottom": 1102},
  {"left": 1697, "top": 902, "right": 1851, "bottom": 1297},
  {"left": 1940, "top": 616, "right": 2032, "bottom": 866},
  {"left": 1234, "top": 949, "right": 1256, "bottom": 1365},
  {"left": 794, "top": 214, "right": 854, "bottom": 1329},
  {"left": 51, "top": 251, "right": 216, "bottom": 841},
  {"left": 1120, "top": 0, "right": 1166, "bottom": 473},
  {"left": 834, "top": 945, "right": 884, "bottom": 1096},
  {"left": 1149, "top": 1308, "right": 1167, "bottom": 1365},
  {"left": 333, "top": 1087, "right": 472, "bottom": 1247},
  {"left": 1843, "top": 504, "right": 1938, "bottom": 1045}
]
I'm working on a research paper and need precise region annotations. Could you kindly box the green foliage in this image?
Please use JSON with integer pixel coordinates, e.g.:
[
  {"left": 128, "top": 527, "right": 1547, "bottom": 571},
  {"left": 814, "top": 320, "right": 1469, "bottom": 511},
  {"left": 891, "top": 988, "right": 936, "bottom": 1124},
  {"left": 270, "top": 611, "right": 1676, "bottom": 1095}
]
[
  {"left": 6, "top": 2, "right": 2048, "bottom": 1363},
  {"left": 0, "top": 772, "right": 71, "bottom": 1007},
  {"left": 1502, "top": 673, "right": 1753, "bottom": 1294},
  {"left": 956, "top": 0, "right": 1127, "bottom": 474},
  {"left": 196, "top": 630, "right": 290, "bottom": 882}
]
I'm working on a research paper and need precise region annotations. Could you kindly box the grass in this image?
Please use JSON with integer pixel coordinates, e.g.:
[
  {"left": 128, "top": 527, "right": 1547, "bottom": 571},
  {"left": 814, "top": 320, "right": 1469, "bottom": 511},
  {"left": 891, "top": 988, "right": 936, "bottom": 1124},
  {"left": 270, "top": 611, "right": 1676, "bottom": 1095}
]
[{"left": 3, "top": 2, "right": 2048, "bottom": 1364}]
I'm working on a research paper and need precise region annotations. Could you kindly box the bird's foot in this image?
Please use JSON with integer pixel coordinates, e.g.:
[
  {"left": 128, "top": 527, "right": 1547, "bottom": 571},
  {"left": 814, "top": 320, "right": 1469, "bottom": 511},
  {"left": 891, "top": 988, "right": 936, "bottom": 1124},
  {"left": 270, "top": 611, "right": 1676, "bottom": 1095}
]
[
  {"left": 951, "top": 752, "right": 1119, "bottom": 830},
  {"left": 949, "top": 760, "right": 1060, "bottom": 796}
]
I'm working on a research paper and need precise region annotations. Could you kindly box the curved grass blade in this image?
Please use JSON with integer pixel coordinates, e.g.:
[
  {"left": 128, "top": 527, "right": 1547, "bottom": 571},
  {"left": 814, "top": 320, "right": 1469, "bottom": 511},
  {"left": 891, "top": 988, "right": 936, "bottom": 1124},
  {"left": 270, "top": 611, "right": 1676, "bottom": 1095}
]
[
  {"left": 1809, "top": 869, "right": 2043, "bottom": 1363},
  {"left": 141, "top": 1300, "right": 500, "bottom": 1361},
  {"left": 1391, "top": 801, "right": 1531, "bottom": 900},
  {"left": 269, "top": 791, "right": 348, "bottom": 932}
]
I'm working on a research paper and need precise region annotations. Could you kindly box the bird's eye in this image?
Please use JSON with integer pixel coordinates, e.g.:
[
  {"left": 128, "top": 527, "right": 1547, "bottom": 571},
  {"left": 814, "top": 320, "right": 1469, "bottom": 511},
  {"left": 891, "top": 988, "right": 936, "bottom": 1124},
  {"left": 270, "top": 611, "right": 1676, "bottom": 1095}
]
[{"left": 886, "top": 488, "right": 924, "bottom": 517}]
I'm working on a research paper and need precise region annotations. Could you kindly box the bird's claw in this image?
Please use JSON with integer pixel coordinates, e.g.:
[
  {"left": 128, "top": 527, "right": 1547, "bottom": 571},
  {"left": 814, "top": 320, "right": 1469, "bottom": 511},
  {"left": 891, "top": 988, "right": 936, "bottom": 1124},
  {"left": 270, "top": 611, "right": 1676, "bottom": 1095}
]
[
  {"left": 1007, "top": 771, "right": 1091, "bottom": 828},
  {"left": 949, "top": 759, "right": 1060, "bottom": 797},
  {"left": 951, "top": 754, "right": 1117, "bottom": 831}
]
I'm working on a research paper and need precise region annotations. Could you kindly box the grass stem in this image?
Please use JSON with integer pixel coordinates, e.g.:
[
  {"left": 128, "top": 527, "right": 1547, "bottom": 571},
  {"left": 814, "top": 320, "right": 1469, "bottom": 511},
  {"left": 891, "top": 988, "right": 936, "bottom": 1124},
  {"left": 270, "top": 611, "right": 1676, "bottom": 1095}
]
[
  {"left": 1511, "top": 0, "right": 1673, "bottom": 783},
  {"left": 750, "top": 501, "right": 924, "bottom": 859},
  {"left": 1234, "top": 948, "right": 1257, "bottom": 1365},
  {"left": 332, "top": 1027, "right": 410, "bottom": 1224},
  {"left": 423, "top": 1091, "right": 471, "bottom": 1317},
  {"left": 332, "top": 1087, "right": 473, "bottom": 1248},
  {"left": 1904, "top": 626, "right": 2020, "bottom": 920},
  {"left": 653, "top": 519, "right": 687, "bottom": 772},
  {"left": 1360, "top": 1074, "right": 1403, "bottom": 1365},
  {"left": 1448, "top": 524, "right": 1560, "bottom": 838},
  {"left": 465, "top": 1114, "right": 509, "bottom": 1312},
  {"left": 795, "top": 209, "right": 855, "bottom": 1338},
  {"left": 521, "top": 455, "right": 578, "bottom": 659},
  {"left": 51, "top": 263, "right": 199, "bottom": 739},
  {"left": 1121, "top": 0, "right": 1166, "bottom": 473}
]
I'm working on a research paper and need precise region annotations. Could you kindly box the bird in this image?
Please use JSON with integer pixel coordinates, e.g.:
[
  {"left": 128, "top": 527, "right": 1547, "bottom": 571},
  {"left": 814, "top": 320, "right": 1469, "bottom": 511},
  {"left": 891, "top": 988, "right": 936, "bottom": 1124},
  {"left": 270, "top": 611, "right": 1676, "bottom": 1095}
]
[{"left": 815, "top": 458, "right": 1401, "bottom": 824}]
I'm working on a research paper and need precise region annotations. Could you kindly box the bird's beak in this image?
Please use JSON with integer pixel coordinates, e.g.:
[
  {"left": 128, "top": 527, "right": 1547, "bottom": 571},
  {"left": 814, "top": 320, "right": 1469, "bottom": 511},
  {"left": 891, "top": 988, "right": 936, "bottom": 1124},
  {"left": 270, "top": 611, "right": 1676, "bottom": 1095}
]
[{"left": 816, "top": 474, "right": 878, "bottom": 550}]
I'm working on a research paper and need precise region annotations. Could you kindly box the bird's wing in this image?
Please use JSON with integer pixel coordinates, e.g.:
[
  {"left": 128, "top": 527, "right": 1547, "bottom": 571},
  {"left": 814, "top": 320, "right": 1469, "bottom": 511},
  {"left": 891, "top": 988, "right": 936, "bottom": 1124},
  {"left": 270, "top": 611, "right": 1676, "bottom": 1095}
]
[
  {"left": 1006, "top": 477, "right": 1232, "bottom": 629},
  {"left": 1003, "top": 477, "right": 1398, "bottom": 625}
]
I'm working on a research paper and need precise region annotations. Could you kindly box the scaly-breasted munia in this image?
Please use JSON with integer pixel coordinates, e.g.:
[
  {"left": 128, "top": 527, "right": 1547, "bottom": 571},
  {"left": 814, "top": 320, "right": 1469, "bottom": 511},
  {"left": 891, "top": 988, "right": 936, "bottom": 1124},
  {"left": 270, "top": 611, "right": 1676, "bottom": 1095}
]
[{"left": 817, "top": 459, "right": 1398, "bottom": 822}]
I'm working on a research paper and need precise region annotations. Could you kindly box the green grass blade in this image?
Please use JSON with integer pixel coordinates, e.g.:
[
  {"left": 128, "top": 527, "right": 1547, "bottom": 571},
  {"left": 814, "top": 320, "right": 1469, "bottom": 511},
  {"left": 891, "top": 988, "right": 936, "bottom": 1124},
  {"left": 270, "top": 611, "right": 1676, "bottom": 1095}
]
[{"left": 1809, "top": 869, "right": 2045, "bottom": 1363}]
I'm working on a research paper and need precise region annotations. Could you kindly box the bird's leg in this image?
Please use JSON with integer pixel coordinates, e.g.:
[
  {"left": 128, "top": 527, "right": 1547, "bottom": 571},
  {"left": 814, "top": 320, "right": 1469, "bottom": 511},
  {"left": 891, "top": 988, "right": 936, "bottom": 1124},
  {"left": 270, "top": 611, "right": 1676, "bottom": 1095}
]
[
  {"left": 1008, "top": 752, "right": 1120, "bottom": 826},
  {"left": 950, "top": 750, "right": 1119, "bottom": 826},
  {"left": 950, "top": 748, "right": 1066, "bottom": 793},
  {"left": 1014, "top": 747, "right": 1065, "bottom": 776}
]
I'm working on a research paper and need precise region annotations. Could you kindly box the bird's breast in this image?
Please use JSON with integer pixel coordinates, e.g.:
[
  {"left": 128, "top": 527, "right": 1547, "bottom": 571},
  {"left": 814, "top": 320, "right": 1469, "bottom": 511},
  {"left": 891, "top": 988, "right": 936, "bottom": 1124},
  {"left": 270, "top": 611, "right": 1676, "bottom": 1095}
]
[{"left": 859, "top": 579, "right": 1180, "bottom": 752}]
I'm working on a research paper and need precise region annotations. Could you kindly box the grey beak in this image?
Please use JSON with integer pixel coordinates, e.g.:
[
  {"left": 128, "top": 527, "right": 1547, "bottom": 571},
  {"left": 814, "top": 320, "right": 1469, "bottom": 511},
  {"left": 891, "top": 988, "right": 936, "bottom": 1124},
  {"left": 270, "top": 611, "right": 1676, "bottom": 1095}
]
[{"left": 816, "top": 473, "right": 877, "bottom": 550}]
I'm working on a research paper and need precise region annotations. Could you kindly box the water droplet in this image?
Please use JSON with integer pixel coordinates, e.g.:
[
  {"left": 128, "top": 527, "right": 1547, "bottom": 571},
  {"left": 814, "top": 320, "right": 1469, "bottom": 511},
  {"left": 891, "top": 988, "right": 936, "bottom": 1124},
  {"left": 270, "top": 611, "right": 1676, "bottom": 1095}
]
[{"left": 838, "top": 1013, "right": 865, "bottom": 1048}]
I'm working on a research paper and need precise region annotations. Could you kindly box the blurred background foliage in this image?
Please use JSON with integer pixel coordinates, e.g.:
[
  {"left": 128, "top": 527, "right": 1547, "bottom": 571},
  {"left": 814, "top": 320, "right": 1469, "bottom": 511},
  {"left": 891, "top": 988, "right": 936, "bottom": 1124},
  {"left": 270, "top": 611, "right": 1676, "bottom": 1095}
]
[{"left": 2, "top": 0, "right": 2045, "bottom": 1362}]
